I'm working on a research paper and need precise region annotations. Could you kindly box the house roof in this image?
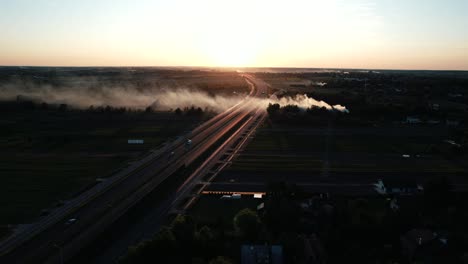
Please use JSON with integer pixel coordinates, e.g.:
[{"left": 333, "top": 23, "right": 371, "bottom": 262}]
[{"left": 241, "top": 245, "right": 283, "bottom": 264}]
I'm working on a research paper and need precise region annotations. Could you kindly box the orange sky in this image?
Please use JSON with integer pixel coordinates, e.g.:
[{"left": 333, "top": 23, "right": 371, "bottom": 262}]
[{"left": 1, "top": 0, "right": 467, "bottom": 70}]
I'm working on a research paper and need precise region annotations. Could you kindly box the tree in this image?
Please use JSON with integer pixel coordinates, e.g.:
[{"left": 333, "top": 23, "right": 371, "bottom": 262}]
[
  {"left": 175, "top": 107, "right": 182, "bottom": 115},
  {"left": 267, "top": 103, "right": 280, "bottom": 116},
  {"left": 171, "top": 214, "right": 195, "bottom": 245},
  {"left": 120, "top": 226, "right": 176, "bottom": 264},
  {"left": 233, "top": 208, "right": 260, "bottom": 241},
  {"left": 196, "top": 225, "right": 214, "bottom": 246},
  {"left": 145, "top": 106, "right": 153, "bottom": 113},
  {"left": 58, "top": 103, "right": 67, "bottom": 111},
  {"left": 264, "top": 182, "right": 302, "bottom": 234},
  {"left": 196, "top": 226, "right": 216, "bottom": 258},
  {"left": 282, "top": 104, "right": 300, "bottom": 113},
  {"left": 40, "top": 102, "right": 49, "bottom": 110}
]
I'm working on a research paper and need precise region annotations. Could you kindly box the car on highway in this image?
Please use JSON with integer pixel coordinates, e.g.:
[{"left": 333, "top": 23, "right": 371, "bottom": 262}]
[
  {"left": 167, "top": 151, "right": 175, "bottom": 162},
  {"left": 185, "top": 139, "right": 192, "bottom": 151},
  {"left": 65, "top": 218, "right": 78, "bottom": 226}
]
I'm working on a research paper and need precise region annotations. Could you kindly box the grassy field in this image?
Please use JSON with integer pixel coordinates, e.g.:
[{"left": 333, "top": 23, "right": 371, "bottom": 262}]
[
  {"left": 0, "top": 105, "right": 205, "bottom": 225},
  {"left": 212, "top": 71, "right": 467, "bottom": 187},
  {"left": 0, "top": 68, "right": 252, "bottom": 226},
  {"left": 229, "top": 155, "right": 323, "bottom": 173},
  {"left": 244, "top": 121, "right": 455, "bottom": 153},
  {"left": 0, "top": 154, "right": 127, "bottom": 224},
  {"left": 217, "top": 122, "right": 467, "bottom": 182}
]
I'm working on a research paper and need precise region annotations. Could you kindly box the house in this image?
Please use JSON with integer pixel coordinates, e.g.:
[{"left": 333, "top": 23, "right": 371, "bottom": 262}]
[
  {"left": 241, "top": 245, "right": 283, "bottom": 264},
  {"left": 373, "top": 180, "right": 387, "bottom": 195}
]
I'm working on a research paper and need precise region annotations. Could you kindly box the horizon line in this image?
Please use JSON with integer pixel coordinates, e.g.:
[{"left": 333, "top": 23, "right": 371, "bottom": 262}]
[{"left": 1, "top": 65, "right": 468, "bottom": 72}]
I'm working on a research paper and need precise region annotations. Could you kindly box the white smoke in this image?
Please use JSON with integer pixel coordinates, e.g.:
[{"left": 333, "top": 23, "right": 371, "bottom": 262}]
[
  {"left": 150, "top": 89, "right": 243, "bottom": 112},
  {"left": 330, "top": 104, "right": 349, "bottom": 113},
  {"left": 0, "top": 81, "right": 348, "bottom": 113},
  {"left": 0, "top": 81, "right": 244, "bottom": 111},
  {"left": 250, "top": 94, "right": 349, "bottom": 113},
  {"left": 0, "top": 82, "right": 157, "bottom": 108}
]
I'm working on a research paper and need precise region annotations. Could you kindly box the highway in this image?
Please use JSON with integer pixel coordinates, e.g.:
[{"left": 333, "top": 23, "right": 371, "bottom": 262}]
[
  {"left": 0, "top": 74, "right": 269, "bottom": 263},
  {"left": 87, "top": 76, "right": 268, "bottom": 263}
]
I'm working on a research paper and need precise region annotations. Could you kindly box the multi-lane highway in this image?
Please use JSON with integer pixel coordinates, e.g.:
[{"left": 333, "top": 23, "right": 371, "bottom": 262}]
[
  {"left": 88, "top": 76, "right": 269, "bottom": 263},
  {"left": 0, "top": 74, "right": 269, "bottom": 263}
]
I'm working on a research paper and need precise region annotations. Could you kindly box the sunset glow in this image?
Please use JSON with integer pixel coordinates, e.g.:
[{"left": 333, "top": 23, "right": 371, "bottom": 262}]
[{"left": 0, "top": 0, "right": 467, "bottom": 70}]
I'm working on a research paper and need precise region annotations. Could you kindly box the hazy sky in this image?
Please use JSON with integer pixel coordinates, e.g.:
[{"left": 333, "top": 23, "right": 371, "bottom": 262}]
[{"left": 1, "top": 0, "right": 467, "bottom": 70}]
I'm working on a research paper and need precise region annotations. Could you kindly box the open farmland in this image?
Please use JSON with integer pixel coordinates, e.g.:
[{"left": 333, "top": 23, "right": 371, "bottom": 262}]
[
  {"left": 0, "top": 103, "right": 206, "bottom": 225},
  {"left": 205, "top": 70, "right": 468, "bottom": 196},
  {"left": 214, "top": 123, "right": 466, "bottom": 186},
  {"left": 0, "top": 67, "right": 249, "bottom": 226}
]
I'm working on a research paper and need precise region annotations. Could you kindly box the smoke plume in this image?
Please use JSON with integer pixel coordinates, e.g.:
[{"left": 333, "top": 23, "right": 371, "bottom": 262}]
[
  {"left": 267, "top": 94, "right": 349, "bottom": 113},
  {"left": 0, "top": 81, "right": 348, "bottom": 113},
  {"left": 0, "top": 81, "right": 244, "bottom": 111}
]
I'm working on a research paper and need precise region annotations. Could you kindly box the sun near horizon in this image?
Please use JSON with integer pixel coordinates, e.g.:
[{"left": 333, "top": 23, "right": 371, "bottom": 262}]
[{"left": 1, "top": 0, "right": 467, "bottom": 70}]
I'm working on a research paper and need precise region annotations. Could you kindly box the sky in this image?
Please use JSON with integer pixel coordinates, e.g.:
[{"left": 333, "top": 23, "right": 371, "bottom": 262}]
[{"left": 0, "top": 0, "right": 467, "bottom": 70}]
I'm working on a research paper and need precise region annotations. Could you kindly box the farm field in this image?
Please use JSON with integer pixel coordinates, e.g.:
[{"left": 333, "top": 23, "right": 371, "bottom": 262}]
[
  {"left": 0, "top": 67, "right": 248, "bottom": 226},
  {"left": 215, "top": 123, "right": 467, "bottom": 185}
]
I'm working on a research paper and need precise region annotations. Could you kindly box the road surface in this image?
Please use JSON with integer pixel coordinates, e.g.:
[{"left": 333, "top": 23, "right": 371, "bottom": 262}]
[
  {"left": 87, "top": 75, "right": 269, "bottom": 263},
  {"left": 0, "top": 74, "right": 268, "bottom": 263}
]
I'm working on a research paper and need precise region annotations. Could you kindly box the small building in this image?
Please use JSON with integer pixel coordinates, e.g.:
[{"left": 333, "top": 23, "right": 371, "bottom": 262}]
[{"left": 241, "top": 245, "right": 283, "bottom": 264}]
